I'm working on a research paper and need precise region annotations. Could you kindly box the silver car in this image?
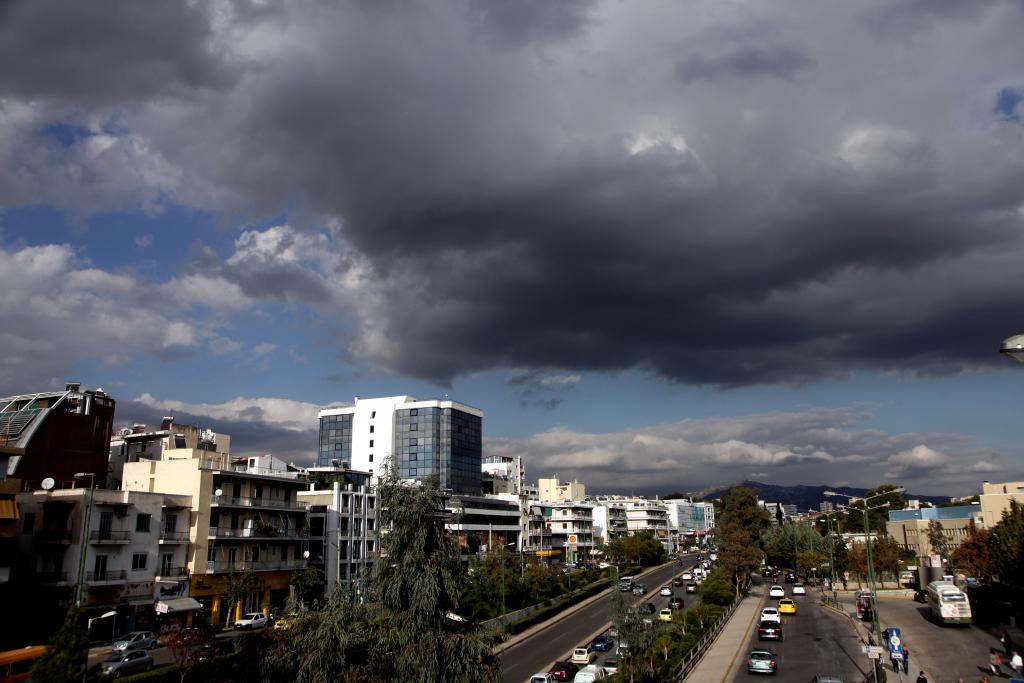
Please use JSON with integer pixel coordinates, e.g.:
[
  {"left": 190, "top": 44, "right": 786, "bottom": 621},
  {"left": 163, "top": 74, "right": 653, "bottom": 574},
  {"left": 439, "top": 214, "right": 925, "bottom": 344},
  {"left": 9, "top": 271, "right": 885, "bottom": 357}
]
[
  {"left": 747, "top": 649, "right": 778, "bottom": 675},
  {"left": 101, "top": 649, "right": 153, "bottom": 678},
  {"left": 111, "top": 631, "right": 156, "bottom": 652}
]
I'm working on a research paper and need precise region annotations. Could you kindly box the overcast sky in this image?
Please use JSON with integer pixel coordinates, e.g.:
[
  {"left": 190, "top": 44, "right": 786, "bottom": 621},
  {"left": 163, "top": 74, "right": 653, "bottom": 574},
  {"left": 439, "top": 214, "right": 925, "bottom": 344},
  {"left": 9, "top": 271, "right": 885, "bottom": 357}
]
[{"left": 3, "top": 0, "right": 1024, "bottom": 497}]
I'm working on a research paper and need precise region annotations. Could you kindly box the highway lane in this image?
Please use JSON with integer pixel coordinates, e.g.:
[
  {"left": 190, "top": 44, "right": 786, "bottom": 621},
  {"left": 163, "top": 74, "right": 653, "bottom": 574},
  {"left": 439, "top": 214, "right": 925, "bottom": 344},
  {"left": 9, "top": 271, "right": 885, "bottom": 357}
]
[
  {"left": 869, "top": 593, "right": 1005, "bottom": 682},
  {"left": 728, "top": 586, "right": 865, "bottom": 683},
  {"left": 501, "top": 555, "right": 698, "bottom": 683}
]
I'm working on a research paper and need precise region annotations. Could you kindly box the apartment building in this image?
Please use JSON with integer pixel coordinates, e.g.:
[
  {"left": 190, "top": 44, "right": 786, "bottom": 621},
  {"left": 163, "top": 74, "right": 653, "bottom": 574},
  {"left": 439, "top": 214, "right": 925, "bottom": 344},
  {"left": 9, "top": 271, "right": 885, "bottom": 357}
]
[
  {"left": 299, "top": 468, "right": 376, "bottom": 601},
  {"left": 886, "top": 504, "right": 984, "bottom": 556},
  {"left": 537, "top": 477, "right": 586, "bottom": 502},
  {"left": 591, "top": 500, "right": 628, "bottom": 544},
  {"left": 979, "top": 480, "right": 1024, "bottom": 528},
  {"left": 665, "top": 499, "right": 716, "bottom": 535},
  {"left": 481, "top": 455, "right": 525, "bottom": 496},
  {"left": 445, "top": 494, "right": 521, "bottom": 554},
  {"left": 108, "top": 417, "right": 230, "bottom": 489},
  {"left": 318, "top": 396, "right": 484, "bottom": 495},
  {"left": 526, "top": 504, "right": 554, "bottom": 557},
  {"left": 540, "top": 501, "right": 595, "bottom": 564},
  {"left": 623, "top": 499, "right": 669, "bottom": 539},
  {"left": 1, "top": 383, "right": 116, "bottom": 489},
  {"left": 122, "top": 449, "right": 308, "bottom": 624},
  {"left": 16, "top": 488, "right": 193, "bottom": 637}
]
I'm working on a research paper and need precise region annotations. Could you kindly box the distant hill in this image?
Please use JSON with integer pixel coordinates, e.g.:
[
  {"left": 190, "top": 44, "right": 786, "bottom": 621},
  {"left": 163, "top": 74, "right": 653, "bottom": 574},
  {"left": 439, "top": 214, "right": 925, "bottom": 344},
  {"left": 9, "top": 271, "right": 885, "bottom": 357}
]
[{"left": 691, "top": 480, "right": 951, "bottom": 512}]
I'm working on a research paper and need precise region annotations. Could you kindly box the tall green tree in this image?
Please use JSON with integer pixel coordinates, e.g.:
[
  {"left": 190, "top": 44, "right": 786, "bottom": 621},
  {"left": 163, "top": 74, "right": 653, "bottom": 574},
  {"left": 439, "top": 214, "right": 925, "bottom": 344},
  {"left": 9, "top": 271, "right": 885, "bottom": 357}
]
[
  {"left": 926, "top": 520, "right": 952, "bottom": 572},
  {"left": 221, "top": 570, "right": 255, "bottom": 626},
  {"left": 30, "top": 607, "right": 94, "bottom": 683},
  {"left": 716, "top": 487, "right": 769, "bottom": 595},
  {"left": 606, "top": 531, "right": 665, "bottom": 567},
  {"left": 988, "top": 500, "right": 1024, "bottom": 588},
  {"left": 372, "top": 471, "right": 501, "bottom": 682}
]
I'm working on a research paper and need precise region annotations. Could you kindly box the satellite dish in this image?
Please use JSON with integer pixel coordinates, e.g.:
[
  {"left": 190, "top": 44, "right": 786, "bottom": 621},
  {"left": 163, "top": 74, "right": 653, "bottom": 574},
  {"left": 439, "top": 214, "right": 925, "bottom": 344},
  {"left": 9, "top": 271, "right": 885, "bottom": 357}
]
[
  {"left": 41, "top": 477, "right": 55, "bottom": 491},
  {"left": 214, "top": 489, "right": 223, "bottom": 497}
]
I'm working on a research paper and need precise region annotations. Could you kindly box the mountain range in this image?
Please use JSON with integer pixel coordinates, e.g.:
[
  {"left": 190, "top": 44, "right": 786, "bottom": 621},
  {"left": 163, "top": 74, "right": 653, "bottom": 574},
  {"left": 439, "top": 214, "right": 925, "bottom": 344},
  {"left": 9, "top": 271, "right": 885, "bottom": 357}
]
[{"left": 683, "top": 480, "right": 951, "bottom": 512}]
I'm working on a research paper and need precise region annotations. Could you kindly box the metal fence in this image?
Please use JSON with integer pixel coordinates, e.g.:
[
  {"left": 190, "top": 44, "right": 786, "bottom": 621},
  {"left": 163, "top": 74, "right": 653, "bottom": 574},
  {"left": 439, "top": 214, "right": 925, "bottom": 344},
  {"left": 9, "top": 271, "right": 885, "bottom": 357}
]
[{"left": 675, "top": 594, "right": 743, "bottom": 681}]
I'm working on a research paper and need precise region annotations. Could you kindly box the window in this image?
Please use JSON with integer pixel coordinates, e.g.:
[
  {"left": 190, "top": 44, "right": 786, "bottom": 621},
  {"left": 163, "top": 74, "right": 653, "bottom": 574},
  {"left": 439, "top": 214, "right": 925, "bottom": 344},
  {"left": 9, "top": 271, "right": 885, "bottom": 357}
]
[
  {"left": 367, "top": 540, "right": 375, "bottom": 552},
  {"left": 563, "top": 523, "right": 568, "bottom": 529},
  {"left": 410, "top": 423, "right": 417, "bottom": 431},
  {"left": 23, "top": 512, "right": 35, "bottom": 534},
  {"left": 410, "top": 453, "right": 417, "bottom": 461},
  {"left": 136, "top": 513, "right": 151, "bottom": 532},
  {"left": 409, "top": 438, "right": 417, "bottom": 446},
  {"left": 369, "top": 425, "right": 374, "bottom": 433},
  {"left": 367, "top": 519, "right": 375, "bottom": 531},
  {"left": 410, "top": 409, "right": 418, "bottom": 416},
  {"left": 207, "top": 546, "right": 216, "bottom": 562},
  {"left": 369, "top": 498, "right": 375, "bottom": 509},
  {"left": 371, "top": 411, "right": 376, "bottom": 418},
  {"left": 163, "top": 513, "right": 177, "bottom": 533},
  {"left": 409, "top": 468, "right": 417, "bottom": 476},
  {"left": 132, "top": 553, "right": 148, "bottom": 570},
  {"left": 369, "top": 454, "right": 374, "bottom": 463},
  {"left": 369, "top": 439, "right": 374, "bottom": 448}
]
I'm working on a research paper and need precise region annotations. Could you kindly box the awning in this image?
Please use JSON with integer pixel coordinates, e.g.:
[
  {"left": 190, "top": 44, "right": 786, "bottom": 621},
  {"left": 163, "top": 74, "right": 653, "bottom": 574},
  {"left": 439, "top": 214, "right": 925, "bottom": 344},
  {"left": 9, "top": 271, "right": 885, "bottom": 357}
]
[{"left": 156, "top": 597, "right": 202, "bottom": 614}]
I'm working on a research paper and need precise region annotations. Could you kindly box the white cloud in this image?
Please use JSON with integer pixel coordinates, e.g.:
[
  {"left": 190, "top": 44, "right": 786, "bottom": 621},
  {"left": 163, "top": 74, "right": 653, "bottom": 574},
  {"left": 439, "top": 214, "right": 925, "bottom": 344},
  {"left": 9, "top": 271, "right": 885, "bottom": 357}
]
[{"left": 134, "top": 393, "right": 321, "bottom": 433}]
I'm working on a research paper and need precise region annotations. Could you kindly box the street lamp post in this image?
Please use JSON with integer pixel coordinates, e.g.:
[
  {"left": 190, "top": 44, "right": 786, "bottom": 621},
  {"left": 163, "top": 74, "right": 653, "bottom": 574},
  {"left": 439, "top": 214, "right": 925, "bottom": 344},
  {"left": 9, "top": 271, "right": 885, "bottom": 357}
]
[
  {"left": 825, "top": 488, "right": 904, "bottom": 682},
  {"left": 820, "top": 511, "right": 839, "bottom": 591},
  {"left": 74, "top": 472, "right": 96, "bottom": 609}
]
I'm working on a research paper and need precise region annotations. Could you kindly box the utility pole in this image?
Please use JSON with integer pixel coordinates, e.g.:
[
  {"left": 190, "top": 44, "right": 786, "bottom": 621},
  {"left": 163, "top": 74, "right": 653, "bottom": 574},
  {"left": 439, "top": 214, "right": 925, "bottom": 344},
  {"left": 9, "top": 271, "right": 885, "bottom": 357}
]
[{"left": 74, "top": 472, "right": 96, "bottom": 608}]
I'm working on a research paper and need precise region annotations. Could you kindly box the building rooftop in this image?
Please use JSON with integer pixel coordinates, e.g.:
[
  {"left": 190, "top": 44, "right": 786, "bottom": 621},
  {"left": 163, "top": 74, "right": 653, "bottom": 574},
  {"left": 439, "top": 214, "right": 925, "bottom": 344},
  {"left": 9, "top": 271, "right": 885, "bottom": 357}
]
[{"left": 888, "top": 504, "right": 981, "bottom": 522}]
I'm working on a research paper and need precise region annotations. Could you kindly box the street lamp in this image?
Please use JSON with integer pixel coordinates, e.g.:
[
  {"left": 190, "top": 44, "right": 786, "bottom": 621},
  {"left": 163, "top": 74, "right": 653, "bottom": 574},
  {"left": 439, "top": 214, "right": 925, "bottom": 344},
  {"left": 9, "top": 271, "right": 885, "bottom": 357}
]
[
  {"left": 73, "top": 472, "right": 96, "bottom": 609},
  {"left": 818, "top": 510, "right": 841, "bottom": 592},
  {"left": 825, "top": 487, "right": 904, "bottom": 679},
  {"left": 88, "top": 610, "right": 118, "bottom": 641}
]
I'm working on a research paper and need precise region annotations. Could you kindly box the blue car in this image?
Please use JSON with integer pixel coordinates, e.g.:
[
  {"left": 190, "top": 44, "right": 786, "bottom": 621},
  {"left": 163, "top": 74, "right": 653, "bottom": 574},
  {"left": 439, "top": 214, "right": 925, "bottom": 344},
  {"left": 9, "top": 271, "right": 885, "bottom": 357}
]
[{"left": 591, "top": 635, "right": 614, "bottom": 652}]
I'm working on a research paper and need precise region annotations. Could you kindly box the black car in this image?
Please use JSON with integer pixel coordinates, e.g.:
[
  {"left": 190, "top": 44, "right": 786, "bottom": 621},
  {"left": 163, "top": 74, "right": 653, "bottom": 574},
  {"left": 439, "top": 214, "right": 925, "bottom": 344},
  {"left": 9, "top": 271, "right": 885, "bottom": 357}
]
[
  {"left": 672, "top": 577, "right": 684, "bottom": 587},
  {"left": 642, "top": 602, "right": 657, "bottom": 614},
  {"left": 757, "top": 620, "right": 784, "bottom": 641},
  {"left": 784, "top": 572, "right": 798, "bottom": 584},
  {"left": 669, "top": 597, "right": 684, "bottom": 610}
]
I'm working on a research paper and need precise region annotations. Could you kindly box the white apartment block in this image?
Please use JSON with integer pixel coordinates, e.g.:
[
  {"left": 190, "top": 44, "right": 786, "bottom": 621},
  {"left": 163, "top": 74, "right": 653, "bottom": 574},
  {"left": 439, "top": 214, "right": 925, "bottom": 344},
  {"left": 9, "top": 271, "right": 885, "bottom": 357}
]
[
  {"left": 592, "top": 502, "right": 628, "bottom": 544},
  {"left": 539, "top": 501, "right": 595, "bottom": 563},
  {"left": 665, "top": 499, "right": 716, "bottom": 535},
  {"left": 622, "top": 498, "right": 669, "bottom": 539}
]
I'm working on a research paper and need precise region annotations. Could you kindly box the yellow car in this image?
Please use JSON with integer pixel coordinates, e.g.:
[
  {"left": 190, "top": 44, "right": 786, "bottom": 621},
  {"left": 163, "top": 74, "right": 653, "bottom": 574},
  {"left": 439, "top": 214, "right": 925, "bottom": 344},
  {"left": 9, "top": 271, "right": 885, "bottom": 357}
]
[
  {"left": 778, "top": 598, "right": 797, "bottom": 615},
  {"left": 658, "top": 608, "right": 673, "bottom": 622},
  {"left": 273, "top": 614, "right": 298, "bottom": 631}
]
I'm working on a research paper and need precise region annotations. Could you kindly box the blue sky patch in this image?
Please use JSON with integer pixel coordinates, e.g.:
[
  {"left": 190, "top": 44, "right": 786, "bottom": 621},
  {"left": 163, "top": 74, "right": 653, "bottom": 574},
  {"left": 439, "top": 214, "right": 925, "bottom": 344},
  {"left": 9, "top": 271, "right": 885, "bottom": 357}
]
[{"left": 995, "top": 87, "right": 1024, "bottom": 122}]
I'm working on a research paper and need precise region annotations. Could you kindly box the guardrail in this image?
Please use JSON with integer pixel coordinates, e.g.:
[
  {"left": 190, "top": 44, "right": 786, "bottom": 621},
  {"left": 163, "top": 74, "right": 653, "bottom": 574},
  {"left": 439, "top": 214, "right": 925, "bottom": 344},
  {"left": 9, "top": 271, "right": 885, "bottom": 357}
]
[{"left": 674, "top": 593, "right": 743, "bottom": 681}]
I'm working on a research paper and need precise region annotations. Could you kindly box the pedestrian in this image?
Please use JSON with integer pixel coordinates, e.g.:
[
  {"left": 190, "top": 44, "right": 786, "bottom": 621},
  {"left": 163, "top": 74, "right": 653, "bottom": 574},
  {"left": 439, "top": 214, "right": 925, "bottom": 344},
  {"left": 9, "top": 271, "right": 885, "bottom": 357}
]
[
  {"left": 1002, "top": 629, "right": 1014, "bottom": 660},
  {"left": 990, "top": 647, "right": 1004, "bottom": 677},
  {"left": 914, "top": 672, "right": 927, "bottom": 683},
  {"left": 902, "top": 644, "right": 910, "bottom": 674},
  {"left": 891, "top": 650, "right": 900, "bottom": 673},
  {"left": 1012, "top": 650, "right": 1024, "bottom": 678}
]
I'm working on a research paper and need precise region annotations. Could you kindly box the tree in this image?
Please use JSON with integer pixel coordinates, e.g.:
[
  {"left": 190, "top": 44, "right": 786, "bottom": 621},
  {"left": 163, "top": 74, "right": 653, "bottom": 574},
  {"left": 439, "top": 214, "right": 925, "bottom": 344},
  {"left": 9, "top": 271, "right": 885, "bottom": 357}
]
[
  {"left": 290, "top": 565, "right": 324, "bottom": 609},
  {"left": 30, "top": 607, "right": 94, "bottom": 683},
  {"left": 988, "top": 500, "right": 1024, "bottom": 588},
  {"left": 697, "top": 569, "right": 733, "bottom": 606},
  {"left": 926, "top": 520, "right": 952, "bottom": 572},
  {"left": 371, "top": 470, "right": 501, "bottom": 682},
  {"left": 167, "top": 628, "right": 214, "bottom": 683},
  {"left": 716, "top": 487, "right": 769, "bottom": 595},
  {"left": 951, "top": 522, "right": 992, "bottom": 581},
  {"left": 606, "top": 531, "right": 665, "bottom": 567},
  {"left": 221, "top": 570, "right": 255, "bottom": 626}
]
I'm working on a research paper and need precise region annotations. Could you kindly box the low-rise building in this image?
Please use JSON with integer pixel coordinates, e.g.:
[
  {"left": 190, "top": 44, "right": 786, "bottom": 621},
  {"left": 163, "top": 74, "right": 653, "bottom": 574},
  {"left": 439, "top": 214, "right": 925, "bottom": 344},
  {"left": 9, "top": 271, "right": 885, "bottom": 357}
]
[
  {"left": 886, "top": 505, "right": 984, "bottom": 556},
  {"left": 979, "top": 480, "right": 1024, "bottom": 528},
  {"left": 108, "top": 418, "right": 230, "bottom": 490},
  {"left": 540, "top": 501, "right": 595, "bottom": 564},
  {"left": 592, "top": 501, "right": 628, "bottom": 544},
  {"left": 537, "top": 477, "right": 586, "bottom": 503}
]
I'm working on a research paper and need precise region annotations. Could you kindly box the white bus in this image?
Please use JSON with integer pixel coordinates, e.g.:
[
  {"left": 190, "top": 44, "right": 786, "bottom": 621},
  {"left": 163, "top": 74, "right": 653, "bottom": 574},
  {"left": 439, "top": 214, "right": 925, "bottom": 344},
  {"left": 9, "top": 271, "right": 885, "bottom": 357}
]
[{"left": 925, "top": 580, "right": 972, "bottom": 625}]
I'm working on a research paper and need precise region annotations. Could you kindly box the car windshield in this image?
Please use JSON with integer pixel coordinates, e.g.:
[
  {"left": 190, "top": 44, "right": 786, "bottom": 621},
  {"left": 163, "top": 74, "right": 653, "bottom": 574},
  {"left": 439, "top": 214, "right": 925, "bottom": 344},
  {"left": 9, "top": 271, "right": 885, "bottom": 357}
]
[
  {"left": 244, "top": 613, "right": 262, "bottom": 619},
  {"left": 751, "top": 652, "right": 772, "bottom": 660},
  {"left": 104, "top": 653, "right": 128, "bottom": 663},
  {"left": 942, "top": 593, "right": 967, "bottom": 602},
  {"left": 762, "top": 609, "right": 778, "bottom": 614}
]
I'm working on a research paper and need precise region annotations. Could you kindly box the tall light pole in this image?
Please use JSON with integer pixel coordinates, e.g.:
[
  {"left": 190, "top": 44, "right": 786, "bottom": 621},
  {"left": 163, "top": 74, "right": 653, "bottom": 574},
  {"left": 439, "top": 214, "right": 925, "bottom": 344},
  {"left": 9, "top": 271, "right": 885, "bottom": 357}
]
[
  {"left": 74, "top": 472, "right": 96, "bottom": 609},
  {"left": 825, "top": 487, "right": 904, "bottom": 679},
  {"left": 819, "top": 510, "right": 840, "bottom": 591}
]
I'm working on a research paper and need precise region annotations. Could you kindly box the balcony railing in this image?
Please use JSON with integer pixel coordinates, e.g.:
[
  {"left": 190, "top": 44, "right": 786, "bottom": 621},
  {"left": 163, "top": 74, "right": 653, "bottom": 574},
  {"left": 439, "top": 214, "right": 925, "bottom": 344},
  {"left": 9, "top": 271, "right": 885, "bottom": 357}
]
[
  {"left": 86, "top": 570, "right": 127, "bottom": 582},
  {"left": 209, "top": 495, "right": 308, "bottom": 511},
  {"left": 34, "top": 529, "right": 72, "bottom": 543},
  {"left": 155, "top": 566, "right": 189, "bottom": 578},
  {"left": 89, "top": 530, "right": 131, "bottom": 543},
  {"left": 207, "top": 527, "right": 305, "bottom": 539},
  {"left": 205, "top": 559, "right": 307, "bottom": 574},
  {"left": 158, "top": 531, "right": 190, "bottom": 542}
]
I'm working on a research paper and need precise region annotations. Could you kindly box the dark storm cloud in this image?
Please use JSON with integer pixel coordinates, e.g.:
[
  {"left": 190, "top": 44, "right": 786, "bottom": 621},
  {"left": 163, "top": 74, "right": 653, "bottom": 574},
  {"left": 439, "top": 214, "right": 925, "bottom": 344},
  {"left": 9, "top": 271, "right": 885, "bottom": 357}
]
[
  {"left": 675, "top": 46, "right": 814, "bottom": 84},
  {"left": 5, "top": 0, "right": 1024, "bottom": 389}
]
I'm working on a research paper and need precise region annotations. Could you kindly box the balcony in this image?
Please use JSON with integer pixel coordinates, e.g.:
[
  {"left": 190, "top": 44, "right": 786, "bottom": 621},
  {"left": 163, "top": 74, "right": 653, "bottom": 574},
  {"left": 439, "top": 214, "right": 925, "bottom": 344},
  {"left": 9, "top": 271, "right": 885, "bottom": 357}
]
[
  {"left": 205, "top": 559, "right": 307, "bottom": 574},
  {"left": 209, "top": 495, "right": 308, "bottom": 512},
  {"left": 89, "top": 530, "right": 131, "bottom": 544},
  {"left": 34, "top": 529, "right": 73, "bottom": 544},
  {"left": 207, "top": 527, "right": 306, "bottom": 540},
  {"left": 158, "top": 531, "right": 190, "bottom": 543},
  {"left": 155, "top": 566, "right": 189, "bottom": 579},
  {"left": 86, "top": 570, "right": 127, "bottom": 583}
]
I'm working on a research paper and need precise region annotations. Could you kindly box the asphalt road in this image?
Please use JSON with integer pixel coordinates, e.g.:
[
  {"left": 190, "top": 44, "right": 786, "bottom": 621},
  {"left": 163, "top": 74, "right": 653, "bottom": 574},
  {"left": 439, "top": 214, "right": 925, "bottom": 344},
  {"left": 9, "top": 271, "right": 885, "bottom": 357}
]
[
  {"left": 869, "top": 593, "right": 1007, "bottom": 682},
  {"left": 729, "top": 586, "right": 866, "bottom": 683},
  {"left": 501, "top": 556, "right": 699, "bottom": 683}
]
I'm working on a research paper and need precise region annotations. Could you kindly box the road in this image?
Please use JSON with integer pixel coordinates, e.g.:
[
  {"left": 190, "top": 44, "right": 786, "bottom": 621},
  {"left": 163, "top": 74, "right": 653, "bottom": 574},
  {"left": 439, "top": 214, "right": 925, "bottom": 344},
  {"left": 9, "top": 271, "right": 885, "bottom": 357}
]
[
  {"left": 87, "top": 629, "right": 246, "bottom": 672},
  {"left": 501, "top": 555, "right": 699, "bottom": 683},
  {"left": 868, "top": 593, "right": 1006, "bottom": 682},
  {"left": 728, "top": 584, "right": 865, "bottom": 683}
]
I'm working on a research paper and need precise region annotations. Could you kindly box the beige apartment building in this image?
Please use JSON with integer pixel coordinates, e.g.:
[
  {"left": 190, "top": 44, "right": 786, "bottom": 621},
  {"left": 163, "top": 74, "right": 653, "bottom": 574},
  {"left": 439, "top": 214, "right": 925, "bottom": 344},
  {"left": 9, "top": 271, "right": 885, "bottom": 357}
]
[
  {"left": 123, "top": 450, "right": 309, "bottom": 624},
  {"left": 538, "top": 477, "right": 586, "bottom": 502},
  {"left": 979, "top": 480, "right": 1024, "bottom": 528}
]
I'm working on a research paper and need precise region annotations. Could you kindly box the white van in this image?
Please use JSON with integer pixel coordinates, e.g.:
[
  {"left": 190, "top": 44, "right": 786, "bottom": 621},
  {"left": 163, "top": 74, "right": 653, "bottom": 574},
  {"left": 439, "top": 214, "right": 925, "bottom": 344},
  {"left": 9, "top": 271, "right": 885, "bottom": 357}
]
[{"left": 574, "top": 665, "right": 607, "bottom": 682}]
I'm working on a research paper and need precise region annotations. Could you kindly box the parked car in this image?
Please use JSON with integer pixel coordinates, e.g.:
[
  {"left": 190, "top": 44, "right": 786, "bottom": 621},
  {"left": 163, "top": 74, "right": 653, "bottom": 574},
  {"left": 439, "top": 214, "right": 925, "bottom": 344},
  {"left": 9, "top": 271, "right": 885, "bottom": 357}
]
[
  {"left": 571, "top": 646, "right": 596, "bottom": 665},
  {"left": 111, "top": 631, "right": 155, "bottom": 652},
  {"left": 760, "top": 607, "right": 781, "bottom": 624},
  {"left": 234, "top": 612, "right": 269, "bottom": 630},
  {"left": 792, "top": 584, "right": 806, "bottom": 596},
  {"left": 686, "top": 583, "right": 697, "bottom": 593},
  {"left": 669, "top": 597, "right": 684, "bottom": 610},
  {"left": 602, "top": 656, "right": 619, "bottom": 676},
  {"left": 778, "top": 598, "right": 797, "bottom": 615},
  {"left": 658, "top": 608, "right": 673, "bottom": 622},
  {"left": 768, "top": 585, "right": 786, "bottom": 599},
  {"left": 747, "top": 648, "right": 778, "bottom": 675},
  {"left": 660, "top": 585, "right": 672, "bottom": 596},
  {"left": 757, "top": 620, "right": 784, "bottom": 641},
  {"left": 100, "top": 649, "right": 153, "bottom": 678},
  {"left": 530, "top": 674, "right": 555, "bottom": 683},
  {"left": 590, "top": 635, "right": 613, "bottom": 652},
  {"left": 548, "top": 660, "right": 578, "bottom": 681},
  {"left": 573, "top": 664, "right": 607, "bottom": 683}
]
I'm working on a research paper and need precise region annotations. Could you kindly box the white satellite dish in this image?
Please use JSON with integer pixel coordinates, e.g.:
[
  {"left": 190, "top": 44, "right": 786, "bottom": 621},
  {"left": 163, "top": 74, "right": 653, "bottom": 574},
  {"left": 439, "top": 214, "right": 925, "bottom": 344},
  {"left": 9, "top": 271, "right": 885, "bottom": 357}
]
[
  {"left": 214, "top": 488, "right": 223, "bottom": 497},
  {"left": 41, "top": 477, "right": 55, "bottom": 491}
]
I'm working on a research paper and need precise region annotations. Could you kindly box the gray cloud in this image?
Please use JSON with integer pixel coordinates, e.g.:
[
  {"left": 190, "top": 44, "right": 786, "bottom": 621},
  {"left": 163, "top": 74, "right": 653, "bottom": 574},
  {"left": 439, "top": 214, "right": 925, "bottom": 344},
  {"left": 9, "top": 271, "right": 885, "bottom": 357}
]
[{"left": 3, "top": 0, "right": 1024, "bottom": 390}]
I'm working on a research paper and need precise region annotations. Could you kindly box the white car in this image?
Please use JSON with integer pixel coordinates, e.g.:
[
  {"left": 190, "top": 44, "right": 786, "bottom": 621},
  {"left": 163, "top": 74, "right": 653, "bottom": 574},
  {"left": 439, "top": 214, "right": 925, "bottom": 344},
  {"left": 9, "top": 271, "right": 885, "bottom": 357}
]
[
  {"left": 530, "top": 674, "right": 554, "bottom": 683},
  {"left": 760, "top": 607, "right": 782, "bottom": 624},
  {"left": 234, "top": 612, "right": 269, "bottom": 630},
  {"left": 792, "top": 584, "right": 806, "bottom": 596},
  {"left": 660, "top": 586, "right": 672, "bottom": 596},
  {"left": 573, "top": 665, "right": 607, "bottom": 683},
  {"left": 682, "top": 572, "right": 693, "bottom": 580},
  {"left": 768, "top": 585, "right": 786, "bottom": 599},
  {"left": 571, "top": 647, "right": 596, "bottom": 665}
]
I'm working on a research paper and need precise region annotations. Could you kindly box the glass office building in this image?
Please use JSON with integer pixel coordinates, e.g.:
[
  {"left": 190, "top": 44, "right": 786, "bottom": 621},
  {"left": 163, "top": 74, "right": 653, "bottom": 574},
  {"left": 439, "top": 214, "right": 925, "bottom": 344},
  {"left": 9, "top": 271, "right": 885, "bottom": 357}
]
[
  {"left": 395, "top": 406, "right": 482, "bottom": 495},
  {"left": 318, "top": 413, "right": 353, "bottom": 467}
]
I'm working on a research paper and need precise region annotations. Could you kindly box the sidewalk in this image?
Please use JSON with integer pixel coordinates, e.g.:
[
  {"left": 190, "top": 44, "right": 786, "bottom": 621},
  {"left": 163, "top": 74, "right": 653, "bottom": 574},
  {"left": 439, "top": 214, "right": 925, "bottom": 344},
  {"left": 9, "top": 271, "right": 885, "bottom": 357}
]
[{"left": 683, "top": 582, "right": 766, "bottom": 683}]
